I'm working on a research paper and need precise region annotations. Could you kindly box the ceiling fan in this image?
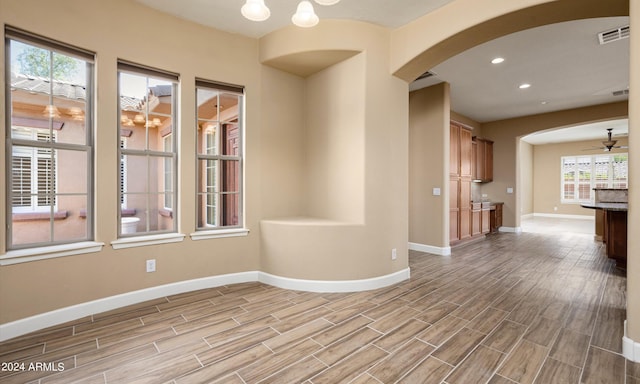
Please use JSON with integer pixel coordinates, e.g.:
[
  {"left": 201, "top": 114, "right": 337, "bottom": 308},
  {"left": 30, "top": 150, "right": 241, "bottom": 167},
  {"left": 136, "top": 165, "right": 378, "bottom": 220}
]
[{"left": 585, "top": 128, "right": 628, "bottom": 152}]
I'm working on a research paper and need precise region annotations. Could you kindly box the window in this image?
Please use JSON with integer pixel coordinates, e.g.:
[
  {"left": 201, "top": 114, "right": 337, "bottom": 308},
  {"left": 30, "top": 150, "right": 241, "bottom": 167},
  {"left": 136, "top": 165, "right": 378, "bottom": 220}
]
[
  {"left": 117, "top": 61, "right": 178, "bottom": 236},
  {"left": 195, "top": 79, "right": 244, "bottom": 230},
  {"left": 6, "top": 27, "right": 94, "bottom": 249},
  {"left": 12, "top": 127, "right": 57, "bottom": 212},
  {"left": 561, "top": 153, "right": 628, "bottom": 203}
]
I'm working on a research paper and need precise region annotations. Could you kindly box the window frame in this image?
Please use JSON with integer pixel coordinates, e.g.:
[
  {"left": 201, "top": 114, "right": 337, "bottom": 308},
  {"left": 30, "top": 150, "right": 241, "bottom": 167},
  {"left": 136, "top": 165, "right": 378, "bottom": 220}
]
[
  {"left": 194, "top": 79, "right": 246, "bottom": 236},
  {"left": 560, "top": 153, "right": 628, "bottom": 204},
  {"left": 116, "top": 60, "right": 179, "bottom": 238},
  {"left": 5, "top": 26, "right": 95, "bottom": 250},
  {"left": 163, "top": 133, "right": 173, "bottom": 211}
]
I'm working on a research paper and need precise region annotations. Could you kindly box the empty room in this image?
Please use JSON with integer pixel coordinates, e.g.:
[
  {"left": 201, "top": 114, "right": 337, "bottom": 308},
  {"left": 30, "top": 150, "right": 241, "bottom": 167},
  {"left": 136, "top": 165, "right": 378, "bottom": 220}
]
[{"left": 1, "top": 0, "right": 639, "bottom": 383}]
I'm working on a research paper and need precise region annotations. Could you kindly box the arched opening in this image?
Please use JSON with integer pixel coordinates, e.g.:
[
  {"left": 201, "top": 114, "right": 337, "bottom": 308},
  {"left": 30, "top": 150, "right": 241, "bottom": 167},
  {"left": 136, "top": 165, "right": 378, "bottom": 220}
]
[
  {"left": 403, "top": 1, "right": 629, "bottom": 236},
  {"left": 402, "top": 0, "right": 640, "bottom": 362}
]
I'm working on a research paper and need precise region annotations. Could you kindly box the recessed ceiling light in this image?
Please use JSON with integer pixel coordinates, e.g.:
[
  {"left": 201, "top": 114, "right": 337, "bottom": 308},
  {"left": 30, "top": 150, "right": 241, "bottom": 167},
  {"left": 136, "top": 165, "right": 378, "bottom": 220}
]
[
  {"left": 519, "top": 83, "right": 531, "bottom": 89},
  {"left": 541, "top": 101, "right": 548, "bottom": 105},
  {"left": 491, "top": 57, "right": 505, "bottom": 64}
]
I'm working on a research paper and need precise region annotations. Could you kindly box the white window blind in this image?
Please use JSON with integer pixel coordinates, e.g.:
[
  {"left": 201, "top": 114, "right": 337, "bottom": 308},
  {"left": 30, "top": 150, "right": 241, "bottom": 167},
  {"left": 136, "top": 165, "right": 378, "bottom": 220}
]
[{"left": 561, "top": 153, "right": 628, "bottom": 203}]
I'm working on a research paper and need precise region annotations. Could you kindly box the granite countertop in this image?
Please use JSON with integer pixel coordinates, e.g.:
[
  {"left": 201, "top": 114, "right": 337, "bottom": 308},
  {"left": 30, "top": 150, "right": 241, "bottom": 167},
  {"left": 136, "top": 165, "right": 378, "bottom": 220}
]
[
  {"left": 471, "top": 201, "right": 504, "bottom": 210},
  {"left": 581, "top": 202, "right": 628, "bottom": 211}
]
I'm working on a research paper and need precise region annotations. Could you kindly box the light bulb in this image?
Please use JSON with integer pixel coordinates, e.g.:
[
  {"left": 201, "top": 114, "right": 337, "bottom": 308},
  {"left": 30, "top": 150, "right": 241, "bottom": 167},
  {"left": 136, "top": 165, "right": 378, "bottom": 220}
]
[
  {"left": 315, "top": 0, "right": 340, "bottom": 5},
  {"left": 241, "top": 0, "right": 270, "bottom": 22},
  {"left": 292, "top": 1, "right": 319, "bottom": 28},
  {"left": 43, "top": 105, "right": 60, "bottom": 118}
]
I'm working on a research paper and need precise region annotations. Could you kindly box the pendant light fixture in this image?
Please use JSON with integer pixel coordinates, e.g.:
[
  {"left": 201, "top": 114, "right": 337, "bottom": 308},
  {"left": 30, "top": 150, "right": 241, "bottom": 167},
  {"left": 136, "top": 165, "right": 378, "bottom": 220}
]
[
  {"left": 241, "top": 0, "right": 271, "bottom": 22},
  {"left": 241, "top": 0, "right": 339, "bottom": 28},
  {"left": 292, "top": 1, "right": 319, "bottom": 28},
  {"left": 314, "top": 0, "right": 340, "bottom": 5}
]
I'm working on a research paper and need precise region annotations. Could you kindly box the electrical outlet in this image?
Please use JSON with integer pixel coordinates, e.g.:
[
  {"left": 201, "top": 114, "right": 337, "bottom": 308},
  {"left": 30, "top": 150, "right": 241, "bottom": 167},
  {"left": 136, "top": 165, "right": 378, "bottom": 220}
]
[
  {"left": 391, "top": 248, "right": 397, "bottom": 260},
  {"left": 146, "top": 259, "right": 156, "bottom": 273}
]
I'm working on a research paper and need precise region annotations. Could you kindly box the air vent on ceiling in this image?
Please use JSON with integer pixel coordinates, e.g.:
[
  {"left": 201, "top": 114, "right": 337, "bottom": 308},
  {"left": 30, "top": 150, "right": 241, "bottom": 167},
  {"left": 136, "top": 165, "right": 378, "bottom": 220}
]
[
  {"left": 598, "top": 25, "right": 630, "bottom": 45},
  {"left": 612, "top": 89, "right": 629, "bottom": 97},
  {"left": 415, "top": 71, "right": 435, "bottom": 81}
]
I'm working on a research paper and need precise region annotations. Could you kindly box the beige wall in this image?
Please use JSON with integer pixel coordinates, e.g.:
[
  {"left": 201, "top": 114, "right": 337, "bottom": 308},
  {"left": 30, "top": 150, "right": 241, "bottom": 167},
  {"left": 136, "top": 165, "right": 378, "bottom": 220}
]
[
  {"left": 626, "top": 0, "right": 640, "bottom": 342},
  {"left": 409, "top": 83, "right": 450, "bottom": 248},
  {"left": 305, "top": 54, "right": 365, "bottom": 222},
  {"left": 0, "top": 0, "right": 261, "bottom": 324},
  {"left": 0, "top": 0, "right": 409, "bottom": 326},
  {"left": 519, "top": 140, "right": 534, "bottom": 216},
  {"left": 259, "top": 21, "right": 409, "bottom": 281},
  {"left": 531, "top": 138, "right": 629, "bottom": 216},
  {"left": 258, "top": 66, "right": 306, "bottom": 219}
]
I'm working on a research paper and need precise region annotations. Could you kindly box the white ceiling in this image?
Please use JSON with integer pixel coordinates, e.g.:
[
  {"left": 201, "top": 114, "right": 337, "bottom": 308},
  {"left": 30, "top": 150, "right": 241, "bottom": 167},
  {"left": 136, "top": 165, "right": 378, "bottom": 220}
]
[
  {"left": 135, "top": 0, "right": 629, "bottom": 144},
  {"left": 521, "top": 118, "right": 628, "bottom": 145},
  {"left": 415, "top": 17, "right": 630, "bottom": 123},
  {"left": 136, "top": 0, "right": 455, "bottom": 39}
]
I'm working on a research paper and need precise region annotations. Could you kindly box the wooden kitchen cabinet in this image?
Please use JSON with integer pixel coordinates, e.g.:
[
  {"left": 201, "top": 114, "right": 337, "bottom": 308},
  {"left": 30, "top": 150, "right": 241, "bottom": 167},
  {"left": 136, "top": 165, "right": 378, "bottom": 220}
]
[
  {"left": 604, "top": 209, "right": 627, "bottom": 268},
  {"left": 471, "top": 203, "right": 482, "bottom": 236},
  {"left": 450, "top": 122, "right": 473, "bottom": 243},
  {"left": 460, "top": 180, "right": 471, "bottom": 240},
  {"left": 449, "top": 179, "right": 459, "bottom": 241},
  {"left": 490, "top": 202, "right": 503, "bottom": 233},
  {"left": 473, "top": 137, "right": 493, "bottom": 182},
  {"left": 481, "top": 203, "right": 491, "bottom": 234}
]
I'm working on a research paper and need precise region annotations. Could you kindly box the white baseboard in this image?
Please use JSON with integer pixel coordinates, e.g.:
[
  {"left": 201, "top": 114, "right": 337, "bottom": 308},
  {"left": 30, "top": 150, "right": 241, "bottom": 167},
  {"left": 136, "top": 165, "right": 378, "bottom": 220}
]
[
  {"left": 623, "top": 320, "right": 640, "bottom": 362},
  {"left": 498, "top": 226, "right": 522, "bottom": 233},
  {"left": 259, "top": 268, "right": 410, "bottom": 293},
  {"left": 408, "top": 242, "right": 451, "bottom": 256},
  {"left": 0, "top": 269, "right": 410, "bottom": 342},
  {"left": 532, "top": 213, "right": 594, "bottom": 220}
]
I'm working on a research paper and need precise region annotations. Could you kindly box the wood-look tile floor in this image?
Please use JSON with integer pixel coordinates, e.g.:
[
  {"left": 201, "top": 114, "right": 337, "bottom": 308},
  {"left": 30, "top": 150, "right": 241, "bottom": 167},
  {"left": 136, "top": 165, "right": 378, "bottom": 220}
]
[{"left": 0, "top": 231, "right": 635, "bottom": 384}]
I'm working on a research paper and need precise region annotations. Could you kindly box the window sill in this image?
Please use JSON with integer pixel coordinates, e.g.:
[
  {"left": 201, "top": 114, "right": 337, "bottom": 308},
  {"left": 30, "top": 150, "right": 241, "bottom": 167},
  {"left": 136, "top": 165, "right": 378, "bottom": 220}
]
[
  {"left": 111, "top": 233, "right": 186, "bottom": 249},
  {"left": 0, "top": 241, "right": 104, "bottom": 266},
  {"left": 13, "top": 211, "right": 68, "bottom": 221},
  {"left": 190, "top": 228, "right": 250, "bottom": 241},
  {"left": 159, "top": 209, "right": 173, "bottom": 218}
]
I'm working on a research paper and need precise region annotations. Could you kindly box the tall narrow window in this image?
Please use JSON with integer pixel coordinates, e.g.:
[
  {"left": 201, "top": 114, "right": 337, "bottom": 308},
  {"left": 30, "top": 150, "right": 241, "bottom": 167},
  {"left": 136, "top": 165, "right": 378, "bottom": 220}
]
[
  {"left": 6, "top": 27, "right": 94, "bottom": 249},
  {"left": 117, "top": 61, "right": 178, "bottom": 236},
  {"left": 561, "top": 153, "right": 628, "bottom": 203},
  {"left": 195, "top": 79, "right": 244, "bottom": 230}
]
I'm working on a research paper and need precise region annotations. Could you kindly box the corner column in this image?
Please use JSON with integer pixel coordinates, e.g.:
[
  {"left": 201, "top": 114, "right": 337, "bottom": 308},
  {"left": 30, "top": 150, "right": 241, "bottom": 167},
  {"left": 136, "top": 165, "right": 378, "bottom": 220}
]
[{"left": 623, "top": 0, "right": 640, "bottom": 362}]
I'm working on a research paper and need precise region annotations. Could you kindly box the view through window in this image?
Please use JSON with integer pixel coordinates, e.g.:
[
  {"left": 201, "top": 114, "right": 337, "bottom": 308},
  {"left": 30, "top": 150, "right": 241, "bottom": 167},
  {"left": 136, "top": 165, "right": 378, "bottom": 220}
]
[
  {"left": 117, "top": 62, "right": 178, "bottom": 236},
  {"left": 195, "top": 80, "right": 244, "bottom": 230},
  {"left": 6, "top": 29, "right": 94, "bottom": 249},
  {"left": 561, "top": 153, "right": 628, "bottom": 203}
]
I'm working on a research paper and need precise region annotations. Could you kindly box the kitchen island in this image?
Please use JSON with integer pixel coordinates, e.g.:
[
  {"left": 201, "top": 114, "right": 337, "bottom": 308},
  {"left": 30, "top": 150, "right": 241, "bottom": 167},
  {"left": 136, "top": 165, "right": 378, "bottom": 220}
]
[{"left": 581, "top": 200, "right": 628, "bottom": 269}]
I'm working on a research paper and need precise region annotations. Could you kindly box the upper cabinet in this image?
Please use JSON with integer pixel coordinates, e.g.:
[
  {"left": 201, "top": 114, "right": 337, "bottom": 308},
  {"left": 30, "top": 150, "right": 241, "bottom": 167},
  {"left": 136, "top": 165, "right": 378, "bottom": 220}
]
[
  {"left": 450, "top": 122, "right": 473, "bottom": 177},
  {"left": 472, "top": 137, "right": 493, "bottom": 183}
]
